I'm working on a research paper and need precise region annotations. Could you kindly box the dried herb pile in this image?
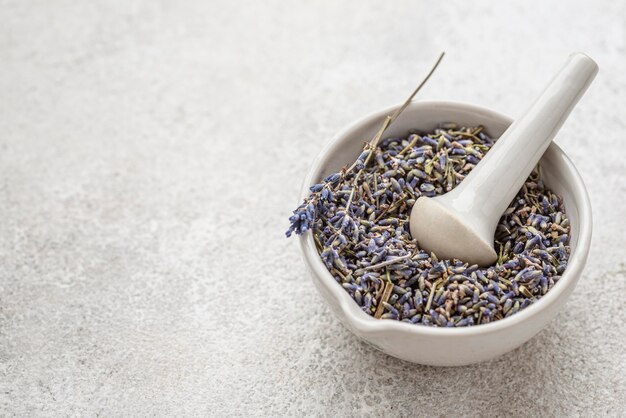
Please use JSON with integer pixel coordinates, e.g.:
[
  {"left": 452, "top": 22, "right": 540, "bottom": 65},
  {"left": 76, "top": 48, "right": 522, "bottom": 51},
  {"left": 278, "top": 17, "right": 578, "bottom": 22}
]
[{"left": 286, "top": 125, "right": 570, "bottom": 327}]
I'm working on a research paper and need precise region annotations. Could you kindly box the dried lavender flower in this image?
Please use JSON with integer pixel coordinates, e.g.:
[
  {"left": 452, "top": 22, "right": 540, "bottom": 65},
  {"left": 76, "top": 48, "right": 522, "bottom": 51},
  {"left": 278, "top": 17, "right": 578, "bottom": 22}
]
[{"left": 286, "top": 124, "right": 571, "bottom": 328}]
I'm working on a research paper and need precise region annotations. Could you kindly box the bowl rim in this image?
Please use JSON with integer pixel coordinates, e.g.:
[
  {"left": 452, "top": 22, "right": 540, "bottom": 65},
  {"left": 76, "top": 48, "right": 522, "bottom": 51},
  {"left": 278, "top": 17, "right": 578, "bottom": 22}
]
[{"left": 298, "top": 100, "right": 592, "bottom": 337}]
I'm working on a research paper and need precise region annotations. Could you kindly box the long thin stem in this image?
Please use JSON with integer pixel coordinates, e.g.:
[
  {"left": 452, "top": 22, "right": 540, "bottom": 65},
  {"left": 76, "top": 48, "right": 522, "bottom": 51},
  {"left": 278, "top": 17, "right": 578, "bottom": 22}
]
[
  {"left": 343, "top": 52, "right": 446, "bottom": 214},
  {"left": 388, "top": 52, "right": 446, "bottom": 126},
  {"left": 354, "top": 252, "right": 413, "bottom": 274}
]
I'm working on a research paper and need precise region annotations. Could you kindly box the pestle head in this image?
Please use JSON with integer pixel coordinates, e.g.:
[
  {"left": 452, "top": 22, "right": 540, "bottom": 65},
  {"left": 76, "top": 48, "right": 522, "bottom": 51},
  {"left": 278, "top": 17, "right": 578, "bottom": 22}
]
[{"left": 410, "top": 197, "right": 498, "bottom": 266}]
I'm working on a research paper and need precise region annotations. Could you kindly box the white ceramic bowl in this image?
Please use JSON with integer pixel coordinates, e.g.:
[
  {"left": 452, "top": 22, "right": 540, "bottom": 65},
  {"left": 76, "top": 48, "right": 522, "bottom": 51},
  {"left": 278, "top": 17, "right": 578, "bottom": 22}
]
[{"left": 298, "top": 101, "right": 592, "bottom": 366}]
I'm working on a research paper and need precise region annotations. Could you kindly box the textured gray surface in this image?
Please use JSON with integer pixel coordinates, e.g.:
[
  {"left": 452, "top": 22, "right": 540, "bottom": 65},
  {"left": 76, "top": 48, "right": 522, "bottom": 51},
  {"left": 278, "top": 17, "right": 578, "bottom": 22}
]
[{"left": 0, "top": 0, "right": 625, "bottom": 416}]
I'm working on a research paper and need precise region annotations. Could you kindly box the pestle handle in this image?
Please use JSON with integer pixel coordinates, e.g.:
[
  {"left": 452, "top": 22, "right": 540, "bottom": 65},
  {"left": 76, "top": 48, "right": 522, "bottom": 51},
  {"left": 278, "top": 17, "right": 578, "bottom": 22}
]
[
  {"left": 441, "top": 53, "right": 598, "bottom": 231},
  {"left": 410, "top": 52, "right": 598, "bottom": 266}
]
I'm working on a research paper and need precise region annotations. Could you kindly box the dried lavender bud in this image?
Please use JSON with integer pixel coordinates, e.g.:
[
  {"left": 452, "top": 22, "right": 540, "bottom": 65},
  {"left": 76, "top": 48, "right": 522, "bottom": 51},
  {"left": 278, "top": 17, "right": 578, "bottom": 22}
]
[{"left": 287, "top": 89, "right": 569, "bottom": 328}]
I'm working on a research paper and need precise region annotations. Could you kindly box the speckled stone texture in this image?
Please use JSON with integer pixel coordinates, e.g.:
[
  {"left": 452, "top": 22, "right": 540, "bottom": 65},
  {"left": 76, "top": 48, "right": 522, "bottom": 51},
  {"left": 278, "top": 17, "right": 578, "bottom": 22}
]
[{"left": 0, "top": 0, "right": 624, "bottom": 416}]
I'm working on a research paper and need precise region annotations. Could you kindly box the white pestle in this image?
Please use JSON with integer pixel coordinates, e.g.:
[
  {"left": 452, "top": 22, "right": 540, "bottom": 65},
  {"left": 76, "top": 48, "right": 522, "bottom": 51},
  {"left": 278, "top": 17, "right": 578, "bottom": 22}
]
[{"left": 409, "top": 52, "right": 598, "bottom": 266}]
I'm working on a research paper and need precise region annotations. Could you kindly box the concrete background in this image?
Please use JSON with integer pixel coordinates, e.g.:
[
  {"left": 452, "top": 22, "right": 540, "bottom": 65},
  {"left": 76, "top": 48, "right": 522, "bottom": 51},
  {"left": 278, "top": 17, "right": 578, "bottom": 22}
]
[{"left": 0, "top": 0, "right": 624, "bottom": 416}]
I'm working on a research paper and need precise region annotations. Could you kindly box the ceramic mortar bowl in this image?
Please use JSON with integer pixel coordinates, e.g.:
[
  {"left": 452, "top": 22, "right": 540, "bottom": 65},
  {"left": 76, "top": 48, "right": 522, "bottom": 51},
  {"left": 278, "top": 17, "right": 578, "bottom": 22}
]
[{"left": 298, "top": 101, "right": 592, "bottom": 366}]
